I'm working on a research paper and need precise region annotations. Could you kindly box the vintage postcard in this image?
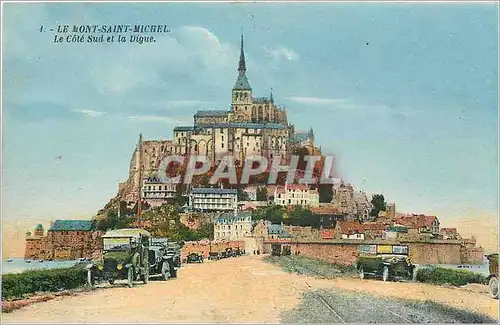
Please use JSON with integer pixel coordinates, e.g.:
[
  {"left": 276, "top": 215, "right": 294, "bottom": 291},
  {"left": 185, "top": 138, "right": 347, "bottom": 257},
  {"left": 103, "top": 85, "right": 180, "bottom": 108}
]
[{"left": 1, "top": 1, "right": 499, "bottom": 323}]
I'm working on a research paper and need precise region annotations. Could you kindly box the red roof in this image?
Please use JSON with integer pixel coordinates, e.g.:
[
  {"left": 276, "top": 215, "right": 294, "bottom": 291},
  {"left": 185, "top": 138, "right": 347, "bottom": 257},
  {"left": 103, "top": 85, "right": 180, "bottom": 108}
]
[
  {"left": 396, "top": 214, "right": 438, "bottom": 229},
  {"left": 336, "top": 220, "right": 364, "bottom": 234},
  {"left": 321, "top": 230, "right": 335, "bottom": 239},
  {"left": 440, "top": 228, "right": 457, "bottom": 234},
  {"left": 362, "top": 222, "right": 389, "bottom": 231}
]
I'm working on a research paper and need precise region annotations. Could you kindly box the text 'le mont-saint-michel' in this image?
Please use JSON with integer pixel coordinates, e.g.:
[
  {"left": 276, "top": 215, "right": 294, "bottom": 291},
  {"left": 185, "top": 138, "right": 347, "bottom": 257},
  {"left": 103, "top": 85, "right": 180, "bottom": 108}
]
[{"left": 41, "top": 24, "right": 171, "bottom": 44}]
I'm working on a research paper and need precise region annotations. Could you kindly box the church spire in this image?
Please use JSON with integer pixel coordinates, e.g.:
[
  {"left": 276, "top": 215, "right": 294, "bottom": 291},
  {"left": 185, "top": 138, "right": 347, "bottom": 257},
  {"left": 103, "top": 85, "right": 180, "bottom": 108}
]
[
  {"left": 270, "top": 87, "right": 274, "bottom": 104},
  {"left": 238, "top": 33, "right": 246, "bottom": 76},
  {"left": 233, "top": 33, "right": 251, "bottom": 91}
]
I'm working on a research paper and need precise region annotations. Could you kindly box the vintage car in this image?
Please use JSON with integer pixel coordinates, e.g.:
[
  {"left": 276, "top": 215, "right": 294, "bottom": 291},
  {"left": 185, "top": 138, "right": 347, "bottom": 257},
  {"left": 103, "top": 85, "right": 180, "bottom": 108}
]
[
  {"left": 186, "top": 252, "right": 204, "bottom": 263},
  {"left": 87, "top": 228, "right": 150, "bottom": 288},
  {"left": 271, "top": 243, "right": 282, "bottom": 256},
  {"left": 486, "top": 254, "right": 498, "bottom": 299},
  {"left": 208, "top": 252, "right": 220, "bottom": 261},
  {"left": 356, "top": 254, "right": 415, "bottom": 282},
  {"left": 148, "top": 238, "right": 183, "bottom": 280}
]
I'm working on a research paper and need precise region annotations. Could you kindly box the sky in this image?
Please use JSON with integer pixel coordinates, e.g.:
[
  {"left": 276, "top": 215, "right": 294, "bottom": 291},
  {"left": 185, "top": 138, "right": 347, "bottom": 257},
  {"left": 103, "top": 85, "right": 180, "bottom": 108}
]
[{"left": 2, "top": 3, "right": 498, "bottom": 231}]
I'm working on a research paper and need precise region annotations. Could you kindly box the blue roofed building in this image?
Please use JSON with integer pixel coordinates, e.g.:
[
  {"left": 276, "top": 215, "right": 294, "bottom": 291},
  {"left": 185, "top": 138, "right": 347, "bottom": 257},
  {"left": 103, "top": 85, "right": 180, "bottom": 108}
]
[
  {"left": 189, "top": 188, "right": 238, "bottom": 212},
  {"left": 25, "top": 219, "right": 101, "bottom": 261},
  {"left": 214, "top": 211, "right": 253, "bottom": 241}
]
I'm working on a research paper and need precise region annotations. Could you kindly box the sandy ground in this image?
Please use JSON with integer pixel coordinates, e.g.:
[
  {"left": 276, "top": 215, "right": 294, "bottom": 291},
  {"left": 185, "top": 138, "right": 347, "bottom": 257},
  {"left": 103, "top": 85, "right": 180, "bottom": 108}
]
[{"left": 2, "top": 255, "right": 499, "bottom": 323}]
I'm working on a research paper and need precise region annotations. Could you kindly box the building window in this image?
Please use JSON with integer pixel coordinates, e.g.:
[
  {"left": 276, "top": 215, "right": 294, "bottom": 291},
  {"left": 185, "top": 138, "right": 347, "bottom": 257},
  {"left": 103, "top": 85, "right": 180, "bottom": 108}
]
[{"left": 221, "top": 143, "right": 224, "bottom": 148}]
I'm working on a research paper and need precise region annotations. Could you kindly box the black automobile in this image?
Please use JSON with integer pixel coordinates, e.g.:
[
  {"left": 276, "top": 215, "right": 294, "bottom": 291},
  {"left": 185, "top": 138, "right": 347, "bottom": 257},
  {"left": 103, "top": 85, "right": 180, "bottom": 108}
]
[
  {"left": 186, "top": 252, "right": 204, "bottom": 263},
  {"left": 86, "top": 228, "right": 151, "bottom": 288},
  {"left": 208, "top": 252, "right": 220, "bottom": 261},
  {"left": 147, "top": 239, "right": 182, "bottom": 281}
]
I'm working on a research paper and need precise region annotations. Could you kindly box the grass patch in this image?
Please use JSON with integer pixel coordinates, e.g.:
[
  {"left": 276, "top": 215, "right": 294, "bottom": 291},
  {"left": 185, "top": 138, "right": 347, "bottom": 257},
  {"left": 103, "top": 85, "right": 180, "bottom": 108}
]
[
  {"left": 264, "top": 255, "right": 356, "bottom": 279},
  {"left": 2, "top": 266, "right": 88, "bottom": 300},
  {"left": 400, "top": 300, "right": 497, "bottom": 323},
  {"left": 416, "top": 267, "right": 487, "bottom": 287}
]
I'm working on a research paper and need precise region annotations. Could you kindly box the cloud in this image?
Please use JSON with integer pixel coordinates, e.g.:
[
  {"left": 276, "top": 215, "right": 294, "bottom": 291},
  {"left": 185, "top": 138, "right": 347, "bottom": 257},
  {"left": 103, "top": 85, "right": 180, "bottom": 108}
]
[
  {"left": 128, "top": 115, "right": 191, "bottom": 125},
  {"left": 73, "top": 109, "right": 106, "bottom": 117},
  {"left": 265, "top": 46, "right": 300, "bottom": 61},
  {"left": 286, "top": 97, "right": 349, "bottom": 105},
  {"left": 163, "top": 100, "right": 219, "bottom": 109}
]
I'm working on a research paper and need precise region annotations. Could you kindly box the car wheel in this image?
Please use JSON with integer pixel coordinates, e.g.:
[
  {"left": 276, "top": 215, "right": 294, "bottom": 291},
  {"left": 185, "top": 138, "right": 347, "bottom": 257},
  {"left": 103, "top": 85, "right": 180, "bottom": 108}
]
[
  {"left": 87, "top": 270, "right": 95, "bottom": 288},
  {"left": 359, "top": 267, "right": 365, "bottom": 279},
  {"left": 142, "top": 267, "right": 149, "bottom": 284},
  {"left": 127, "top": 267, "right": 134, "bottom": 288},
  {"left": 108, "top": 279, "right": 115, "bottom": 285},
  {"left": 382, "top": 266, "right": 389, "bottom": 282},
  {"left": 161, "top": 261, "right": 170, "bottom": 281},
  {"left": 171, "top": 267, "right": 178, "bottom": 278},
  {"left": 489, "top": 276, "right": 498, "bottom": 299}
]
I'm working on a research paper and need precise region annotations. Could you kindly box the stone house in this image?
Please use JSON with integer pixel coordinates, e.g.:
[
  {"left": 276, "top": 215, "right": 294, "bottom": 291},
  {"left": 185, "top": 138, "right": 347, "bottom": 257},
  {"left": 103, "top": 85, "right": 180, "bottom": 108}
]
[
  {"left": 274, "top": 184, "right": 320, "bottom": 207},
  {"left": 214, "top": 212, "right": 253, "bottom": 241},
  {"left": 335, "top": 220, "right": 365, "bottom": 240},
  {"left": 396, "top": 214, "right": 440, "bottom": 236},
  {"left": 362, "top": 222, "right": 388, "bottom": 239},
  {"left": 25, "top": 220, "right": 102, "bottom": 260},
  {"left": 440, "top": 227, "right": 460, "bottom": 240}
]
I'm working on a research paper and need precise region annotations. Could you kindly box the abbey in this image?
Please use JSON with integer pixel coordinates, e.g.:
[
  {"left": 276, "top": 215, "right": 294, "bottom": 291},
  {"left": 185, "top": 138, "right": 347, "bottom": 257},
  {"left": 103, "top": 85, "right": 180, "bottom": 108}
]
[
  {"left": 118, "top": 34, "right": 320, "bottom": 202},
  {"left": 172, "top": 34, "right": 316, "bottom": 163}
]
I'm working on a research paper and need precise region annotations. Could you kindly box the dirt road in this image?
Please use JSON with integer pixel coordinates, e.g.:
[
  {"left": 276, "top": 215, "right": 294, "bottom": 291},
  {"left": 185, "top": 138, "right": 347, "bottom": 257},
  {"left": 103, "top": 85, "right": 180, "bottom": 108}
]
[{"left": 2, "top": 255, "right": 498, "bottom": 323}]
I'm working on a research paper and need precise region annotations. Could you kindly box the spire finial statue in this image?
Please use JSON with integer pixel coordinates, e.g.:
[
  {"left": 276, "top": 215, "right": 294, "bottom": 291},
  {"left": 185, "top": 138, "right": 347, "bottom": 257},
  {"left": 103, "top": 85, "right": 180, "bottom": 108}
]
[{"left": 238, "top": 33, "right": 246, "bottom": 76}]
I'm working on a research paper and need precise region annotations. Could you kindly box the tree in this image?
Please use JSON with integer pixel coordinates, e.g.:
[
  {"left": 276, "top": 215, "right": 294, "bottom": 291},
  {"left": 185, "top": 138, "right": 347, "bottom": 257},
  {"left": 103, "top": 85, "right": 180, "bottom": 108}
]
[
  {"left": 237, "top": 188, "right": 250, "bottom": 201},
  {"left": 287, "top": 206, "right": 320, "bottom": 227},
  {"left": 251, "top": 204, "right": 284, "bottom": 224},
  {"left": 194, "top": 222, "right": 214, "bottom": 240},
  {"left": 142, "top": 204, "right": 180, "bottom": 237},
  {"left": 318, "top": 184, "right": 334, "bottom": 203},
  {"left": 173, "top": 184, "right": 187, "bottom": 206},
  {"left": 256, "top": 187, "right": 268, "bottom": 201},
  {"left": 370, "top": 194, "right": 387, "bottom": 218}
]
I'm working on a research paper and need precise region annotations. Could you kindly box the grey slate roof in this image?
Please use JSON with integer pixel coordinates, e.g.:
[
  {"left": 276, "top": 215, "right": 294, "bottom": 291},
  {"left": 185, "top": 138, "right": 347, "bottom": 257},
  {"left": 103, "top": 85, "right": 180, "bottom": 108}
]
[
  {"left": 191, "top": 188, "right": 238, "bottom": 195},
  {"left": 194, "top": 110, "right": 230, "bottom": 117},
  {"left": 291, "top": 132, "right": 310, "bottom": 143},
  {"left": 176, "top": 123, "right": 286, "bottom": 130},
  {"left": 174, "top": 126, "right": 195, "bottom": 132},
  {"left": 49, "top": 220, "right": 93, "bottom": 232},
  {"left": 204, "top": 122, "right": 286, "bottom": 129},
  {"left": 253, "top": 97, "right": 271, "bottom": 104},
  {"left": 233, "top": 74, "right": 252, "bottom": 90},
  {"left": 216, "top": 211, "right": 252, "bottom": 223}
]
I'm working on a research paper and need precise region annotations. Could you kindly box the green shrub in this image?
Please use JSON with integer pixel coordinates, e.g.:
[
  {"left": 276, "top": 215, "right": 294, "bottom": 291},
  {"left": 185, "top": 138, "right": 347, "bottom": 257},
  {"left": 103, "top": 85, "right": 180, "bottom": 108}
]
[
  {"left": 2, "top": 267, "right": 87, "bottom": 300},
  {"left": 416, "top": 267, "right": 486, "bottom": 287}
]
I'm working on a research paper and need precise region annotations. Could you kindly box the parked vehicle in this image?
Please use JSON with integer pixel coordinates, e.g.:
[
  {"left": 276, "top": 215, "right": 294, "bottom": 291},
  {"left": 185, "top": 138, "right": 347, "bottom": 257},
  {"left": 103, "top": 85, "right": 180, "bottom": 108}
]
[
  {"left": 356, "top": 254, "right": 415, "bottom": 282},
  {"left": 148, "top": 238, "right": 183, "bottom": 280},
  {"left": 271, "top": 243, "right": 292, "bottom": 256},
  {"left": 86, "top": 228, "right": 151, "bottom": 288},
  {"left": 271, "top": 243, "right": 281, "bottom": 256},
  {"left": 186, "top": 252, "right": 204, "bottom": 263},
  {"left": 208, "top": 252, "right": 220, "bottom": 261},
  {"left": 486, "top": 254, "right": 498, "bottom": 299}
]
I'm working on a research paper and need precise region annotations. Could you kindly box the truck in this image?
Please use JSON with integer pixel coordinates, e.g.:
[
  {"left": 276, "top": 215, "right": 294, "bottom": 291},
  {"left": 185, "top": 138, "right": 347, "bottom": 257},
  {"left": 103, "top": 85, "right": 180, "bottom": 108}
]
[{"left": 86, "top": 228, "right": 151, "bottom": 288}]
